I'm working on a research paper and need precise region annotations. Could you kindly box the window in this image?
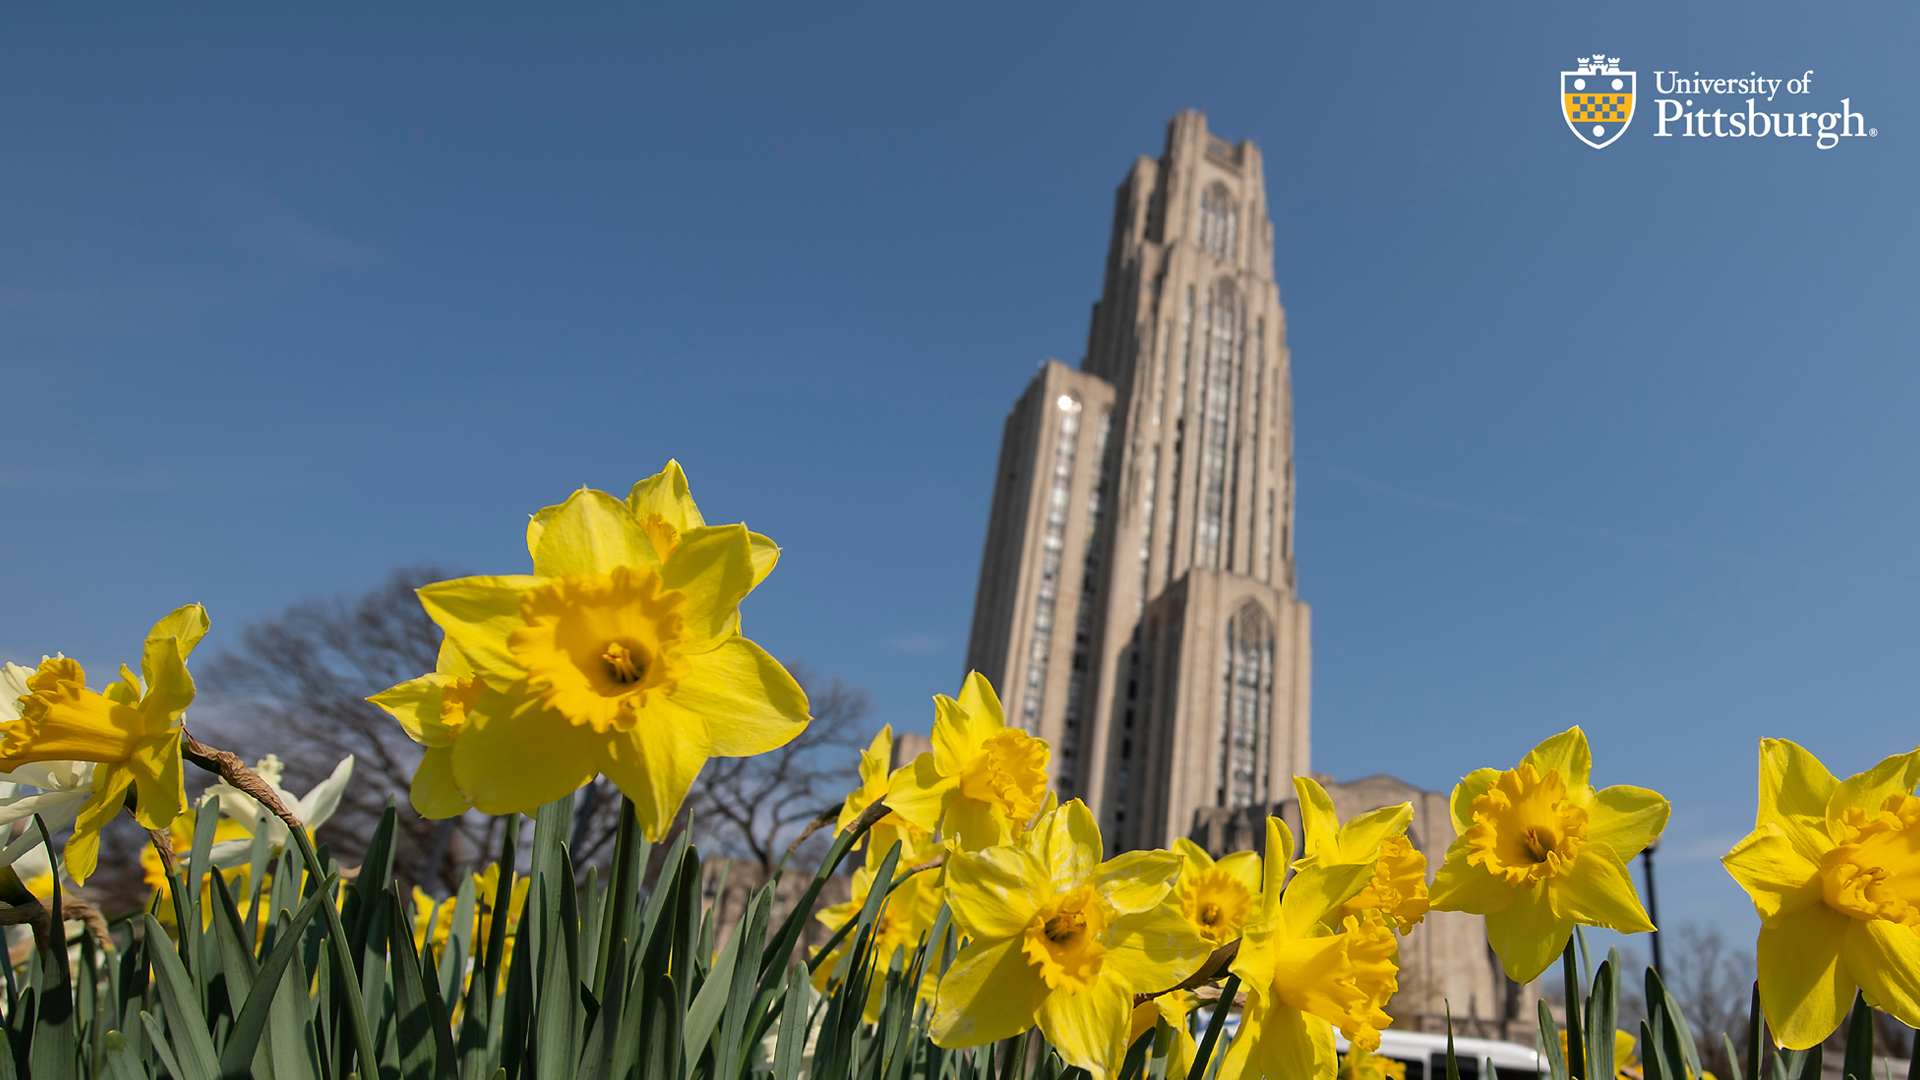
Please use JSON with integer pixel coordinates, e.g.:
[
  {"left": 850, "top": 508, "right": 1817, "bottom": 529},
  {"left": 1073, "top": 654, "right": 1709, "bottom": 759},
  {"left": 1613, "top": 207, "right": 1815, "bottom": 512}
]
[
  {"left": 1216, "top": 600, "right": 1274, "bottom": 808},
  {"left": 1195, "top": 279, "right": 1238, "bottom": 569},
  {"left": 1020, "top": 395, "right": 1081, "bottom": 730},
  {"left": 1199, "top": 183, "right": 1238, "bottom": 260},
  {"left": 1058, "top": 408, "right": 1111, "bottom": 796}
]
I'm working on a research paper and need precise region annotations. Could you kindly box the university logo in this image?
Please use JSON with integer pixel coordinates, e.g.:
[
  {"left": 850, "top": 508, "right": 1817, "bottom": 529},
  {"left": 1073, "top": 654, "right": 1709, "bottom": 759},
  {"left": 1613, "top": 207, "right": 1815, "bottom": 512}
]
[{"left": 1562, "top": 54, "right": 1636, "bottom": 148}]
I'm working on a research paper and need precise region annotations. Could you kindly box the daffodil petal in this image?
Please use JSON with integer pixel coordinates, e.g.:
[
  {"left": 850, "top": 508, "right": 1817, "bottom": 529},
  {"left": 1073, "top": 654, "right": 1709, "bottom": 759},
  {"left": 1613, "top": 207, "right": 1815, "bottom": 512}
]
[
  {"left": 672, "top": 637, "right": 808, "bottom": 757},
  {"left": 1722, "top": 823, "right": 1824, "bottom": 925},
  {"left": 1259, "top": 1002, "right": 1337, "bottom": 1080},
  {"left": 1522, "top": 727, "right": 1593, "bottom": 796},
  {"left": 411, "top": 747, "right": 471, "bottom": 819},
  {"left": 1097, "top": 849, "right": 1183, "bottom": 914},
  {"left": 1843, "top": 918, "right": 1920, "bottom": 1030},
  {"left": 1294, "top": 775, "right": 1341, "bottom": 862},
  {"left": 660, "top": 525, "right": 757, "bottom": 642},
  {"left": 1757, "top": 739, "right": 1838, "bottom": 863},
  {"left": 946, "top": 795, "right": 1013, "bottom": 852},
  {"left": 625, "top": 460, "right": 706, "bottom": 534},
  {"left": 883, "top": 754, "right": 955, "bottom": 833},
  {"left": 418, "top": 576, "right": 540, "bottom": 683},
  {"left": 1036, "top": 972, "right": 1132, "bottom": 1080},
  {"left": 1332, "top": 804, "right": 1414, "bottom": 864},
  {"left": 531, "top": 488, "right": 659, "bottom": 579},
  {"left": 931, "top": 935, "right": 1048, "bottom": 1048},
  {"left": 931, "top": 695, "right": 975, "bottom": 776},
  {"left": 956, "top": 672, "right": 1005, "bottom": 729},
  {"left": 1827, "top": 749, "right": 1920, "bottom": 841},
  {"left": 600, "top": 698, "right": 714, "bottom": 841},
  {"left": 1278, "top": 861, "right": 1375, "bottom": 939},
  {"left": 1757, "top": 903, "right": 1853, "bottom": 1050},
  {"left": 1263, "top": 817, "right": 1296, "bottom": 899},
  {"left": 1216, "top": 850, "right": 1265, "bottom": 897},
  {"left": 1429, "top": 848, "right": 1516, "bottom": 915},
  {"left": 1171, "top": 837, "right": 1216, "bottom": 876},
  {"left": 1548, "top": 845, "right": 1653, "bottom": 933},
  {"left": 1026, "top": 800, "right": 1104, "bottom": 891},
  {"left": 1105, "top": 903, "right": 1207, "bottom": 994},
  {"left": 140, "top": 621, "right": 201, "bottom": 724},
  {"left": 449, "top": 689, "right": 600, "bottom": 816},
  {"left": 1450, "top": 768, "right": 1503, "bottom": 837},
  {"left": 129, "top": 732, "right": 186, "bottom": 829},
  {"left": 747, "top": 531, "right": 779, "bottom": 587},
  {"left": 946, "top": 846, "right": 1043, "bottom": 939},
  {"left": 1484, "top": 881, "right": 1572, "bottom": 983},
  {"left": 369, "top": 673, "right": 452, "bottom": 746},
  {"left": 1588, "top": 784, "right": 1670, "bottom": 861},
  {"left": 66, "top": 766, "right": 134, "bottom": 886},
  {"left": 144, "top": 603, "right": 210, "bottom": 667}
]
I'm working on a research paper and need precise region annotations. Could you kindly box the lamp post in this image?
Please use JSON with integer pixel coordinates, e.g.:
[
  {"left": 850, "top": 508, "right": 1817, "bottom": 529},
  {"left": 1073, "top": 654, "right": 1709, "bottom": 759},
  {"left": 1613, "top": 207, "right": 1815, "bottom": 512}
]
[{"left": 1642, "top": 838, "right": 1663, "bottom": 979}]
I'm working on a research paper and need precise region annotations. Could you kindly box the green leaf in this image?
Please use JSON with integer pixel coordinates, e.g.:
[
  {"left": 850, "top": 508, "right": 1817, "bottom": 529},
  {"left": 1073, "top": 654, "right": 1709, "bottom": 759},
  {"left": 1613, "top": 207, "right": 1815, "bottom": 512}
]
[
  {"left": 1540, "top": 1000, "right": 1571, "bottom": 1080},
  {"left": 1190, "top": 973, "right": 1240, "bottom": 1080},
  {"left": 1745, "top": 982, "right": 1764, "bottom": 1080},
  {"left": 30, "top": 815, "right": 79, "bottom": 1080},
  {"left": 144, "top": 912, "right": 223, "bottom": 1080},
  {"left": 1587, "top": 955, "right": 1617, "bottom": 1080},
  {"left": 219, "top": 881, "right": 330, "bottom": 1080},
  {"left": 267, "top": 918, "right": 323, "bottom": 1080},
  {"left": 1842, "top": 993, "right": 1874, "bottom": 1080},
  {"left": 441, "top": 874, "right": 477, "bottom": 1011},
  {"left": 1446, "top": 1007, "right": 1463, "bottom": 1080},
  {"left": 143, "top": 1011, "right": 192, "bottom": 1080},
  {"left": 532, "top": 860, "right": 582, "bottom": 1080},
  {"left": 388, "top": 886, "right": 457, "bottom": 1080},
  {"left": 769, "top": 964, "right": 810, "bottom": 1080},
  {"left": 288, "top": 826, "right": 381, "bottom": 1080},
  {"left": 681, "top": 889, "right": 745, "bottom": 1067},
  {"left": 1563, "top": 941, "right": 1585, "bottom": 1080}
]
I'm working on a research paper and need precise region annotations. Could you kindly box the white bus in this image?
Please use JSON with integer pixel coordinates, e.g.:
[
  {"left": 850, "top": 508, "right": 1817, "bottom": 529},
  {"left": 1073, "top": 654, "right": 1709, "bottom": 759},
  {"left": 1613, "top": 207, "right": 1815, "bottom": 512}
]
[{"left": 1335, "top": 1030, "right": 1542, "bottom": 1080}]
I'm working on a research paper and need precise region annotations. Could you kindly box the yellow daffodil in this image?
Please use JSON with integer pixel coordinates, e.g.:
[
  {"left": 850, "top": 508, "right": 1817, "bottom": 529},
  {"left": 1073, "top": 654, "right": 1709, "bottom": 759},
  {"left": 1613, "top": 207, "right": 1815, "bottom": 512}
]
[
  {"left": 1340, "top": 1044, "right": 1408, "bottom": 1080},
  {"left": 812, "top": 860, "right": 945, "bottom": 1021},
  {"left": 1721, "top": 740, "right": 1920, "bottom": 1049},
  {"left": 2, "top": 605, "right": 209, "bottom": 884},
  {"left": 372, "top": 462, "right": 808, "bottom": 839},
  {"left": 1223, "top": 817, "right": 1399, "bottom": 1080},
  {"left": 1428, "top": 727, "right": 1668, "bottom": 983},
  {"left": 412, "top": 863, "right": 531, "bottom": 988},
  {"left": 931, "top": 800, "right": 1207, "bottom": 1080},
  {"left": 839, "top": 725, "right": 935, "bottom": 866},
  {"left": 1170, "top": 837, "right": 1262, "bottom": 947},
  {"left": 1559, "top": 1029, "right": 1639, "bottom": 1080},
  {"left": 142, "top": 800, "right": 258, "bottom": 930},
  {"left": 886, "top": 672, "right": 1050, "bottom": 851},
  {"left": 1294, "top": 776, "right": 1429, "bottom": 934},
  {"left": 1128, "top": 993, "right": 1199, "bottom": 1080},
  {"left": 0, "top": 664, "right": 96, "bottom": 864}
]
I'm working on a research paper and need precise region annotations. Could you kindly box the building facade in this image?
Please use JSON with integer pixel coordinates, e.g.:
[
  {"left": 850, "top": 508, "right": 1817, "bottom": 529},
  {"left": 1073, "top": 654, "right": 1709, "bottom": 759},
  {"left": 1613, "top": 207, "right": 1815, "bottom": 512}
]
[
  {"left": 962, "top": 111, "right": 1535, "bottom": 1032},
  {"left": 965, "top": 109, "right": 1309, "bottom": 853}
]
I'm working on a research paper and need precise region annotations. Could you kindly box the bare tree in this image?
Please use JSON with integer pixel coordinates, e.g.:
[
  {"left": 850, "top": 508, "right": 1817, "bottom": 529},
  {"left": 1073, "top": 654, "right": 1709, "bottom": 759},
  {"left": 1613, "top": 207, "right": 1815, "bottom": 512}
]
[
  {"left": 1664, "top": 924, "right": 1757, "bottom": 1079},
  {"left": 683, "top": 664, "right": 872, "bottom": 875},
  {"left": 199, "top": 566, "right": 519, "bottom": 894}
]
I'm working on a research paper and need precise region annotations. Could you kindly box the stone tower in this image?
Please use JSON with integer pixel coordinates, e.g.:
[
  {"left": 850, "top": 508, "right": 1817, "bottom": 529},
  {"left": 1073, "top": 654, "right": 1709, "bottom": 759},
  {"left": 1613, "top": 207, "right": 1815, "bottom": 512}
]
[{"left": 964, "top": 110, "right": 1310, "bottom": 853}]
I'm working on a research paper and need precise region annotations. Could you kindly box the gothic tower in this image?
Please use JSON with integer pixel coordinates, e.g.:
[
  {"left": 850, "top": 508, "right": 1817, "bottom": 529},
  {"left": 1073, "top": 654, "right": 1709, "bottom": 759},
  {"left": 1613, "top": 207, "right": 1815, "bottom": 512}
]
[{"left": 964, "top": 110, "right": 1310, "bottom": 853}]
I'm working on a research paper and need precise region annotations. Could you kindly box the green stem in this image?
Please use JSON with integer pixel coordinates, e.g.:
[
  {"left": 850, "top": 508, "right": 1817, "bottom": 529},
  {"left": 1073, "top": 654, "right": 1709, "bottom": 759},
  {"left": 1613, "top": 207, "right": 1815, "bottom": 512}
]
[{"left": 290, "top": 824, "right": 383, "bottom": 1080}]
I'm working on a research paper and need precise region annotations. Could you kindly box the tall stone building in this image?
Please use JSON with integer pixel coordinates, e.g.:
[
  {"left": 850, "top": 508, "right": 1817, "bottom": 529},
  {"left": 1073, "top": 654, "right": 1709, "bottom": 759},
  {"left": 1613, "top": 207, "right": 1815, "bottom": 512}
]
[
  {"left": 965, "top": 109, "right": 1309, "bottom": 853},
  {"left": 961, "top": 111, "right": 1534, "bottom": 1035}
]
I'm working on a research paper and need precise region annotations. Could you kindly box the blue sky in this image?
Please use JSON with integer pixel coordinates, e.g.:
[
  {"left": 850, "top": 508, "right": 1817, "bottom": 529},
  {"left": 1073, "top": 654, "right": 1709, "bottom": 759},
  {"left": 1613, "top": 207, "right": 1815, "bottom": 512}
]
[{"left": 2, "top": 5, "right": 1915, "bottom": 937}]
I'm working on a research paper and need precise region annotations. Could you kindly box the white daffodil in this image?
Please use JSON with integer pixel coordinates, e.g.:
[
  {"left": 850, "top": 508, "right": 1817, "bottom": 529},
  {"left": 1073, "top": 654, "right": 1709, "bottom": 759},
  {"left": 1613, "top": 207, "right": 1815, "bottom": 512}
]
[
  {"left": 205, "top": 753, "right": 354, "bottom": 868},
  {"left": 0, "top": 661, "right": 96, "bottom": 867}
]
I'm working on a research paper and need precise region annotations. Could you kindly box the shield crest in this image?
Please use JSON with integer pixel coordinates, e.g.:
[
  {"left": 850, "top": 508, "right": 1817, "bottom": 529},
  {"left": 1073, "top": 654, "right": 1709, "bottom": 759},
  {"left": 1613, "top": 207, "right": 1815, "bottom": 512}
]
[{"left": 1561, "top": 57, "right": 1635, "bottom": 149}]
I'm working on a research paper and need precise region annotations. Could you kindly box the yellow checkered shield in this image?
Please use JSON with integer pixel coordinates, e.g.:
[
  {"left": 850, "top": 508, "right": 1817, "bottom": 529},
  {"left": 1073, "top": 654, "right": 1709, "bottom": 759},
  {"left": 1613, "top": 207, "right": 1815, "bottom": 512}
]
[{"left": 1561, "top": 68, "right": 1635, "bottom": 148}]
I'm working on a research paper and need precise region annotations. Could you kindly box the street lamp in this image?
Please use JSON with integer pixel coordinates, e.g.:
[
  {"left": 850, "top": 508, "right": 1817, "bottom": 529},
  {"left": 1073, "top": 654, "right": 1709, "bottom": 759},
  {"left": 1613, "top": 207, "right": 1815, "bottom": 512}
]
[{"left": 1642, "top": 838, "right": 1663, "bottom": 979}]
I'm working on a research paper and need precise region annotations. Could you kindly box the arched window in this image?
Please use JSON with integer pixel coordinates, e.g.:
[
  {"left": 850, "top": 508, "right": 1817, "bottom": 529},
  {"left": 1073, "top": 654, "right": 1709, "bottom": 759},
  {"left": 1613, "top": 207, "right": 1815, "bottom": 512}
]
[
  {"left": 1216, "top": 600, "right": 1274, "bottom": 809},
  {"left": 1195, "top": 279, "right": 1238, "bottom": 569},
  {"left": 1199, "top": 183, "right": 1238, "bottom": 260}
]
